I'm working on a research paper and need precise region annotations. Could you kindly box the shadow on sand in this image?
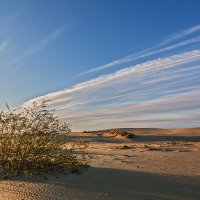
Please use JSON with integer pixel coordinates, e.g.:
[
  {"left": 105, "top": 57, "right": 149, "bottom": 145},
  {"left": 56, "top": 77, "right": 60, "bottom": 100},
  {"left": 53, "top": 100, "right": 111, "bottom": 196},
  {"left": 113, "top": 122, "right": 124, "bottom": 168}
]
[
  {"left": 135, "top": 135, "right": 200, "bottom": 142},
  {"left": 1, "top": 167, "right": 199, "bottom": 200},
  {"left": 67, "top": 134, "right": 200, "bottom": 143}
]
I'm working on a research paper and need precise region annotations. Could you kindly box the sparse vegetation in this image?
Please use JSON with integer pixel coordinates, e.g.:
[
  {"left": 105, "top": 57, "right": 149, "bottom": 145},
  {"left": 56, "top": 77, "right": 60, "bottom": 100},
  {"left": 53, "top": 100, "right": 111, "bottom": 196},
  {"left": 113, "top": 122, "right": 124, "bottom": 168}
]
[{"left": 0, "top": 101, "right": 89, "bottom": 178}]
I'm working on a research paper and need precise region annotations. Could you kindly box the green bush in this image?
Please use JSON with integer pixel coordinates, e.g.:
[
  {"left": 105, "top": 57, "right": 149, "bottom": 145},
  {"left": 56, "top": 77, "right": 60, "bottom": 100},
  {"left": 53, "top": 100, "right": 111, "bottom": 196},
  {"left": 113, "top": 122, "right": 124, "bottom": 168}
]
[{"left": 0, "top": 101, "right": 89, "bottom": 178}]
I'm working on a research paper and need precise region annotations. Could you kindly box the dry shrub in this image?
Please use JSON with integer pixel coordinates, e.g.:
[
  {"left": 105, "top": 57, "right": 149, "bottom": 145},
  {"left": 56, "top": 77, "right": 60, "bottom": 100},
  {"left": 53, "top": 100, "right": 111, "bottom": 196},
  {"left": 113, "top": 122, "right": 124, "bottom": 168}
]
[{"left": 0, "top": 101, "right": 89, "bottom": 178}]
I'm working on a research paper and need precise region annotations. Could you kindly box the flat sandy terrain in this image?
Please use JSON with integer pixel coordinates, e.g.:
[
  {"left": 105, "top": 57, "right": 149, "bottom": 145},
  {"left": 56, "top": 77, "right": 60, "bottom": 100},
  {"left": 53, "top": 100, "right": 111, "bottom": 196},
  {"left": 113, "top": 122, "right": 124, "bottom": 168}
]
[{"left": 0, "top": 128, "right": 200, "bottom": 200}]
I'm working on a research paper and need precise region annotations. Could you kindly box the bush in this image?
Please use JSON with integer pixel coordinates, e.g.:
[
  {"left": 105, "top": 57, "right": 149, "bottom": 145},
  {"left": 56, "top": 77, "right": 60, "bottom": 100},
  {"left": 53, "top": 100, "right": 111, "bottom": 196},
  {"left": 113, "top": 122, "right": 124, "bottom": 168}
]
[{"left": 0, "top": 100, "right": 89, "bottom": 178}]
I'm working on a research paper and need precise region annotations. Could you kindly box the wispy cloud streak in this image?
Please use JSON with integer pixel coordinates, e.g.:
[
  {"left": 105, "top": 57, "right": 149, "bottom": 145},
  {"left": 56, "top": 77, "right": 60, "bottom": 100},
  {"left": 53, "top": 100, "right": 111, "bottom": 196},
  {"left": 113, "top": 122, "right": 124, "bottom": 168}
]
[
  {"left": 22, "top": 50, "right": 200, "bottom": 131},
  {"left": 0, "top": 41, "right": 9, "bottom": 53},
  {"left": 76, "top": 25, "right": 200, "bottom": 77},
  {"left": 12, "top": 24, "right": 67, "bottom": 68},
  {"left": 157, "top": 25, "right": 200, "bottom": 46},
  {"left": 0, "top": 11, "right": 22, "bottom": 55}
]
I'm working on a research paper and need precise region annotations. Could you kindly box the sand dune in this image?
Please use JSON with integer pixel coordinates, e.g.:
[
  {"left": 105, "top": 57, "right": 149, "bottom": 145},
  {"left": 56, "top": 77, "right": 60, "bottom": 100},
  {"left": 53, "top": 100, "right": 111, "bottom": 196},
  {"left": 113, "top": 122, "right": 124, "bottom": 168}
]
[{"left": 1, "top": 128, "right": 200, "bottom": 199}]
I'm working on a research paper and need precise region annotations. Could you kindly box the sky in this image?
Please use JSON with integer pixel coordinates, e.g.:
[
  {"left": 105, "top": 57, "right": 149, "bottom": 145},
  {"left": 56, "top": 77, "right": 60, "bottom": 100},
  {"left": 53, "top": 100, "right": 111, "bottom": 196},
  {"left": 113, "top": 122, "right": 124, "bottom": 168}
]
[{"left": 0, "top": 0, "right": 200, "bottom": 131}]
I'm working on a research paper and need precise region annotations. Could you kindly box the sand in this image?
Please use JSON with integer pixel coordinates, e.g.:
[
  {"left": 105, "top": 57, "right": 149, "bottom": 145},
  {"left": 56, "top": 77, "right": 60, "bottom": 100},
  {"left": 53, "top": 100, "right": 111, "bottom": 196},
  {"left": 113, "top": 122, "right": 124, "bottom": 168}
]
[{"left": 0, "top": 128, "right": 200, "bottom": 199}]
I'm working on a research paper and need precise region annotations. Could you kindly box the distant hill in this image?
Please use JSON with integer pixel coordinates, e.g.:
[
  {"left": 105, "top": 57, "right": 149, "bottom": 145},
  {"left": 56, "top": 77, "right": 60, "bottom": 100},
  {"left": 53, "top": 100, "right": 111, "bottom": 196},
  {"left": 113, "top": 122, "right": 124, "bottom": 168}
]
[{"left": 88, "top": 127, "right": 200, "bottom": 135}]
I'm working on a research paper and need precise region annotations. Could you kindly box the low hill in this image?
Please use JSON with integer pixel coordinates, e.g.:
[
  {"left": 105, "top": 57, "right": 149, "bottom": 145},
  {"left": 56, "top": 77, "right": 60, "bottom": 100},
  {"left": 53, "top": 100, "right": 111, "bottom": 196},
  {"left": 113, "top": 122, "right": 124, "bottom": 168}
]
[{"left": 84, "top": 127, "right": 200, "bottom": 136}]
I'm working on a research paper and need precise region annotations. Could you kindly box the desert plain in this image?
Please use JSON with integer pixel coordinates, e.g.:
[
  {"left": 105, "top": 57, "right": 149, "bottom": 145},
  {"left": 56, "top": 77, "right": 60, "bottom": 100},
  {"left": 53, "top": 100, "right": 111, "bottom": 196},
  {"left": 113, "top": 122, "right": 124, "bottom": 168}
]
[{"left": 0, "top": 127, "right": 200, "bottom": 200}]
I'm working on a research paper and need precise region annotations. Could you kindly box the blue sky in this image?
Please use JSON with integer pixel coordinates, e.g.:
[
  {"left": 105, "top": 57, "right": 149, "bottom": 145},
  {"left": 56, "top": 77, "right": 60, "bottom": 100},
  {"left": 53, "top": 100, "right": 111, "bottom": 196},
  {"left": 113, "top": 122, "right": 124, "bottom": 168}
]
[{"left": 0, "top": 0, "right": 200, "bottom": 130}]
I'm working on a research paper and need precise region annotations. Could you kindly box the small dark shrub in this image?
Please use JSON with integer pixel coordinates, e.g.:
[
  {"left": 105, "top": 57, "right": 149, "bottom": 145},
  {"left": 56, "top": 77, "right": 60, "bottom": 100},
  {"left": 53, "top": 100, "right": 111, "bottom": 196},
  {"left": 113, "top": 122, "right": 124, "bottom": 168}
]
[{"left": 0, "top": 100, "right": 89, "bottom": 178}]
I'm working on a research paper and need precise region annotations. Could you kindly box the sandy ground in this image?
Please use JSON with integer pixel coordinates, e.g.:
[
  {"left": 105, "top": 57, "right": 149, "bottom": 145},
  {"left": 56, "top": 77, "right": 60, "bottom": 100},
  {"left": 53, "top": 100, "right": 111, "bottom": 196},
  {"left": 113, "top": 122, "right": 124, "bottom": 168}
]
[{"left": 0, "top": 128, "right": 200, "bottom": 200}]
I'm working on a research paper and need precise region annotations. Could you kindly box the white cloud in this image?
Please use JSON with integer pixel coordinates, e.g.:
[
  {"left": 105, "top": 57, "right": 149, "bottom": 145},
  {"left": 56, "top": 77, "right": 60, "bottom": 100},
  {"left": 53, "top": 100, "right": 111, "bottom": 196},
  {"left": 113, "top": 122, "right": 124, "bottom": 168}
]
[{"left": 22, "top": 50, "right": 200, "bottom": 131}]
